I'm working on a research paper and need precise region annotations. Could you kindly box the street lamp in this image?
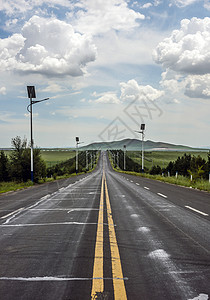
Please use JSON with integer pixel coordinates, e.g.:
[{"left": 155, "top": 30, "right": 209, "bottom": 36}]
[
  {"left": 86, "top": 150, "right": 88, "bottom": 171},
  {"left": 27, "top": 86, "right": 49, "bottom": 183},
  {"left": 135, "top": 124, "right": 145, "bottom": 173},
  {"left": 76, "top": 137, "right": 79, "bottom": 174},
  {"left": 123, "top": 145, "right": 126, "bottom": 170},
  {"left": 75, "top": 137, "right": 84, "bottom": 174}
]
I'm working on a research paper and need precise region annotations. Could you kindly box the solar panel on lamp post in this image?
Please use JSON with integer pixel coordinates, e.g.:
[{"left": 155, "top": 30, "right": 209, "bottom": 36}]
[{"left": 27, "top": 86, "right": 49, "bottom": 183}]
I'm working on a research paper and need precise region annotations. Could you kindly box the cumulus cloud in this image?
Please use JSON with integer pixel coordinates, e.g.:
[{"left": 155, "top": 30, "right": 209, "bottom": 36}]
[
  {"left": 67, "top": 0, "right": 145, "bottom": 35},
  {"left": 0, "top": 16, "right": 97, "bottom": 77},
  {"left": 155, "top": 17, "right": 210, "bottom": 100},
  {"left": 0, "top": 87, "right": 6, "bottom": 95},
  {"left": 154, "top": 17, "right": 210, "bottom": 75},
  {"left": 91, "top": 80, "right": 164, "bottom": 105},
  {"left": 184, "top": 74, "right": 210, "bottom": 98},
  {"left": 120, "top": 79, "right": 164, "bottom": 102},
  {"left": 94, "top": 92, "right": 121, "bottom": 104}
]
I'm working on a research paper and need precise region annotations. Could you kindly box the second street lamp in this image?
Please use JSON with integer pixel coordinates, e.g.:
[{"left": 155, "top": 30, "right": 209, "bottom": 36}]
[
  {"left": 135, "top": 124, "right": 145, "bottom": 173},
  {"left": 27, "top": 86, "right": 49, "bottom": 183}
]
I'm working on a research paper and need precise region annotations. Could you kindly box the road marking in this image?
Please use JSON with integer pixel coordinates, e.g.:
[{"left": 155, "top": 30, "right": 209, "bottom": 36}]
[
  {"left": 91, "top": 172, "right": 104, "bottom": 298},
  {"left": 144, "top": 186, "right": 150, "bottom": 190},
  {"left": 136, "top": 183, "right": 140, "bottom": 186},
  {"left": 130, "top": 180, "right": 133, "bottom": 183},
  {"left": 104, "top": 177, "right": 127, "bottom": 300},
  {"left": 157, "top": 193, "right": 167, "bottom": 198},
  {"left": 1, "top": 207, "right": 24, "bottom": 220},
  {"left": 0, "top": 222, "right": 100, "bottom": 227},
  {"left": 0, "top": 276, "right": 128, "bottom": 282},
  {"left": 185, "top": 206, "right": 209, "bottom": 216}
]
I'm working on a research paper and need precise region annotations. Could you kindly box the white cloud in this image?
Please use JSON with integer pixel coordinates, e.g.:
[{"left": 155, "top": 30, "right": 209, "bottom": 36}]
[
  {"left": 184, "top": 74, "right": 210, "bottom": 98},
  {"left": 67, "top": 0, "right": 145, "bottom": 35},
  {"left": 120, "top": 79, "right": 164, "bottom": 102},
  {"left": 0, "top": 15, "right": 97, "bottom": 77},
  {"left": 154, "top": 17, "right": 210, "bottom": 76},
  {"left": 0, "top": 87, "right": 6, "bottom": 95},
  {"left": 94, "top": 92, "right": 121, "bottom": 104},
  {"left": 142, "top": 3, "right": 153, "bottom": 9},
  {"left": 154, "top": 17, "right": 210, "bottom": 100},
  {"left": 41, "top": 83, "right": 66, "bottom": 93},
  {"left": 204, "top": 0, "right": 210, "bottom": 9},
  {"left": 171, "top": 0, "right": 200, "bottom": 7},
  {"left": 0, "top": 0, "right": 72, "bottom": 15}
]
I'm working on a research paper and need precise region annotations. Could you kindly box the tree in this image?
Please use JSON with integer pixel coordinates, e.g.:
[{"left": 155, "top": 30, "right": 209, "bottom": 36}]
[
  {"left": 150, "top": 165, "right": 162, "bottom": 175},
  {"left": 10, "top": 136, "right": 46, "bottom": 182},
  {"left": 10, "top": 136, "right": 27, "bottom": 181},
  {"left": 0, "top": 150, "right": 10, "bottom": 182}
]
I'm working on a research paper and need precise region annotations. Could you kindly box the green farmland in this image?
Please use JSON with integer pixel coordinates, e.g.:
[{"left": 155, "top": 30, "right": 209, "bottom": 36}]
[
  {"left": 127, "top": 151, "right": 209, "bottom": 170},
  {"left": 40, "top": 150, "right": 76, "bottom": 167}
]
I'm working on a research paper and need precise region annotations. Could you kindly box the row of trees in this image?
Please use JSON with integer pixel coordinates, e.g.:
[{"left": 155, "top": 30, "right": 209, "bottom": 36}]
[
  {"left": 109, "top": 150, "right": 210, "bottom": 181},
  {"left": 150, "top": 153, "right": 210, "bottom": 180},
  {"left": 0, "top": 136, "right": 98, "bottom": 183}
]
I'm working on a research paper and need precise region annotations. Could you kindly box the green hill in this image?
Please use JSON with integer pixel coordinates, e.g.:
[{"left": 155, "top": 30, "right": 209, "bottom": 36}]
[{"left": 80, "top": 139, "right": 202, "bottom": 151}]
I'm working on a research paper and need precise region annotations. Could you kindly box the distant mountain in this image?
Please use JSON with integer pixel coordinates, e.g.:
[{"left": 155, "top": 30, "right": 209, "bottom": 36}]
[{"left": 80, "top": 139, "right": 207, "bottom": 151}]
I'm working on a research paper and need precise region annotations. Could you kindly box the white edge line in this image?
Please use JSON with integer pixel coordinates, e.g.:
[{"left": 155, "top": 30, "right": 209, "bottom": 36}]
[
  {"left": 185, "top": 206, "right": 209, "bottom": 216},
  {"left": 157, "top": 193, "right": 167, "bottom": 198},
  {"left": 1, "top": 207, "right": 24, "bottom": 220}
]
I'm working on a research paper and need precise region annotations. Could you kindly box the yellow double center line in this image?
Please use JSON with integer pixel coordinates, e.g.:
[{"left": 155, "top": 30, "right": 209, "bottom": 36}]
[{"left": 91, "top": 171, "right": 127, "bottom": 299}]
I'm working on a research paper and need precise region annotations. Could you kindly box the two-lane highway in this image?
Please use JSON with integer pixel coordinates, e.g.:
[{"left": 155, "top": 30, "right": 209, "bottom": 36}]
[{"left": 0, "top": 152, "right": 209, "bottom": 299}]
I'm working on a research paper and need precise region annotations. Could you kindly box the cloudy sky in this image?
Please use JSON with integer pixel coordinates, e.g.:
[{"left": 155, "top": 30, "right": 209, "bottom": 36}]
[{"left": 0, "top": 0, "right": 210, "bottom": 148}]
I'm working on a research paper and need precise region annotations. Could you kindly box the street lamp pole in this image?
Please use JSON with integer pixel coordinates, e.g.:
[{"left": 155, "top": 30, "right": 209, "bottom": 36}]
[
  {"left": 135, "top": 124, "right": 145, "bottom": 173},
  {"left": 76, "top": 137, "right": 79, "bottom": 174},
  {"left": 27, "top": 86, "right": 49, "bottom": 183},
  {"left": 123, "top": 145, "right": 126, "bottom": 170},
  {"left": 86, "top": 150, "right": 88, "bottom": 171}
]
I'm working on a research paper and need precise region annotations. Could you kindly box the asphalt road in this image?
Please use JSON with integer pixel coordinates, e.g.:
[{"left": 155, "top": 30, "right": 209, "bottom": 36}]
[{"left": 0, "top": 152, "right": 209, "bottom": 300}]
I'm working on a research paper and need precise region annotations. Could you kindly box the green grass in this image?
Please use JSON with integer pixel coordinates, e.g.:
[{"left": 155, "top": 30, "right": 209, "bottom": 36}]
[
  {"left": 109, "top": 152, "right": 210, "bottom": 192},
  {"left": 114, "top": 169, "right": 210, "bottom": 192},
  {"left": 0, "top": 181, "right": 33, "bottom": 194},
  {"left": 3, "top": 149, "right": 76, "bottom": 168},
  {"left": 127, "top": 151, "right": 209, "bottom": 169},
  {"left": 40, "top": 150, "right": 76, "bottom": 167}
]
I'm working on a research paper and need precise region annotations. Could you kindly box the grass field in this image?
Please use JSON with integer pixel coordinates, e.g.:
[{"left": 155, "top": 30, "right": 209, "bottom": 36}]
[
  {"left": 40, "top": 150, "right": 76, "bottom": 167},
  {"left": 127, "top": 151, "right": 209, "bottom": 169},
  {"left": 3, "top": 149, "right": 76, "bottom": 168}
]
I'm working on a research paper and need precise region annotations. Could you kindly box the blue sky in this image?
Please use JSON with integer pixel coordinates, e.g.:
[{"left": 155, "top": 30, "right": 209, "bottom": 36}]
[{"left": 0, "top": 0, "right": 210, "bottom": 148}]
